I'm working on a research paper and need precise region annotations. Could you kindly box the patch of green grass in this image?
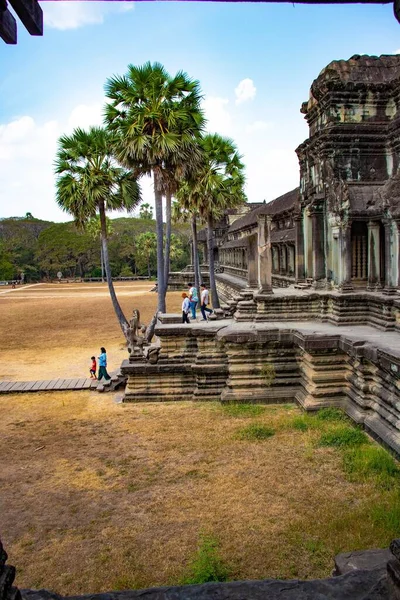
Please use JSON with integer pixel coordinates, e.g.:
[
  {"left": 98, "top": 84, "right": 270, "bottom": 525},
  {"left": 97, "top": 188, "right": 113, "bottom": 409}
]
[
  {"left": 314, "top": 408, "right": 348, "bottom": 423},
  {"left": 222, "top": 404, "right": 266, "bottom": 418},
  {"left": 370, "top": 494, "right": 400, "bottom": 538},
  {"left": 343, "top": 445, "right": 399, "bottom": 488},
  {"left": 236, "top": 423, "right": 275, "bottom": 441},
  {"left": 180, "top": 534, "right": 230, "bottom": 585},
  {"left": 318, "top": 425, "right": 368, "bottom": 448},
  {"left": 291, "top": 416, "right": 311, "bottom": 431}
]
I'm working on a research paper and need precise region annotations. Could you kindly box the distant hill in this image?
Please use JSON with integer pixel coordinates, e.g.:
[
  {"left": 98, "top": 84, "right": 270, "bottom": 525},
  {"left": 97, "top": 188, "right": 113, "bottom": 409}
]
[{"left": 0, "top": 216, "right": 190, "bottom": 281}]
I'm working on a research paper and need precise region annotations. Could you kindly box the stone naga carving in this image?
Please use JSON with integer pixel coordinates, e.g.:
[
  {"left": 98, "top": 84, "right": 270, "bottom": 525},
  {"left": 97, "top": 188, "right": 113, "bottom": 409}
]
[{"left": 127, "top": 309, "right": 147, "bottom": 356}]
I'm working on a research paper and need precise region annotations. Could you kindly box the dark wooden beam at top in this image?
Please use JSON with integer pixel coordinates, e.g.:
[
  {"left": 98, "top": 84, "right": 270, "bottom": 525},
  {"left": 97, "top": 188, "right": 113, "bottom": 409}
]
[
  {"left": 0, "top": 7, "right": 17, "bottom": 44},
  {"left": 8, "top": 0, "right": 42, "bottom": 35}
]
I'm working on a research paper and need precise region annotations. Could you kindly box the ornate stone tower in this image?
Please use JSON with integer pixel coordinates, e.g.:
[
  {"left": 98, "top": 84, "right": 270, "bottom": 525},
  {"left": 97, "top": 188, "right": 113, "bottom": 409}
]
[{"left": 296, "top": 54, "right": 400, "bottom": 292}]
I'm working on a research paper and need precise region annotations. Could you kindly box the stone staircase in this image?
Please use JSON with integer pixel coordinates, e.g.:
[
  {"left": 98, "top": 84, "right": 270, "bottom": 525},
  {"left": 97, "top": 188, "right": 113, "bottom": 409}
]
[{"left": 96, "top": 371, "right": 127, "bottom": 393}]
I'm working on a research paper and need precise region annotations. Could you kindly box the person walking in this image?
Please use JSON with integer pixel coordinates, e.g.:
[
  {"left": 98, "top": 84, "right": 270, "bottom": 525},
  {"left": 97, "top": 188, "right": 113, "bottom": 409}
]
[
  {"left": 89, "top": 355, "right": 97, "bottom": 379},
  {"left": 98, "top": 347, "right": 111, "bottom": 380},
  {"left": 181, "top": 292, "right": 191, "bottom": 324},
  {"left": 200, "top": 284, "right": 213, "bottom": 321},
  {"left": 187, "top": 282, "right": 198, "bottom": 320}
]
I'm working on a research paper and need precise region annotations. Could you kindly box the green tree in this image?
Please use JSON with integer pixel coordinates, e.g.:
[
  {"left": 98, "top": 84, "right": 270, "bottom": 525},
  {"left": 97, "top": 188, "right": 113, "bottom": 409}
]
[
  {"left": 36, "top": 223, "right": 97, "bottom": 279},
  {"left": 134, "top": 231, "right": 157, "bottom": 277},
  {"left": 0, "top": 244, "right": 14, "bottom": 280},
  {"left": 105, "top": 61, "right": 205, "bottom": 315},
  {"left": 55, "top": 126, "right": 141, "bottom": 338},
  {"left": 86, "top": 215, "right": 113, "bottom": 282},
  {"left": 139, "top": 203, "right": 153, "bottom": 220}
]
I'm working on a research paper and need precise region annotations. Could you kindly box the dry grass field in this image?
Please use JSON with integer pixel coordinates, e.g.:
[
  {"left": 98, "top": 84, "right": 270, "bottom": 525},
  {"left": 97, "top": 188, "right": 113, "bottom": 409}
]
[
  {"left": 0, "top": 282, "right": 182, "bottom": 381},
  {"left": 0, "top": 282, "right": 399, "bottom": 595}
]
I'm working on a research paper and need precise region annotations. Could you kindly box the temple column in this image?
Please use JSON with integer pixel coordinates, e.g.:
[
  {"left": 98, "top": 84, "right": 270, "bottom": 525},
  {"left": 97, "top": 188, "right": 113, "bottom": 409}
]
[
  {"left": 383, "top": 220, "right": 396, "bottom": 294},
  {"left": 295, "top": 212, "right": 305, "bottom": 282},
  {"left": 279, "top": 244, "right": 285, "bottom": 275},
  {"left": 367, "top": 220, "right": 381, "bottom": 291},
  {"left": 338, "top": 221, "right": 353, "bottom": 292},
  {"left": 247, "top": 233, "right": 258, "bottom": 288},
  {"left": 310, "top": 202, "right": 326, "bottom": 287},
  {"left": 257, "top": 214, "right": 273, "bottom": 294},
  {"left": 396, "top": 221, "right": 400, "bottom": 289}
]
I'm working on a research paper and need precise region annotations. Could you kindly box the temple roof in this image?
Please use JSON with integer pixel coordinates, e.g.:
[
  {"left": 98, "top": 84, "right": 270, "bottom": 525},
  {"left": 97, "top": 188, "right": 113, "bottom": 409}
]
[
  {"left": 228, "top": 188, "right": 299, "bottom": 233},
  {"left": 271, "top": 228, "right": 295, "bottom": 243},
  {"left": 220, "top": 238, "right": 249, "bottom": 249},
  {"left": 317, "top": 54, "right": 400, "bottom": 86}
]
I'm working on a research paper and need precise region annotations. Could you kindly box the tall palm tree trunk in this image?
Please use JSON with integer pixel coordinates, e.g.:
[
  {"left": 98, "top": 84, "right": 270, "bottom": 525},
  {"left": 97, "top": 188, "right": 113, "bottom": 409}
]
[
  {"left": 163, "top": 189, "right": 172, "bottom": 291},
  {"left": 100, "top": 245, "right": 105, "bottom": 283},
  {"left": 207, "top": 215, "right": 220, "bottom": 309},
  {"left": 191, "top": 214, "right": 201, "bottom": 293},
  {"left": 99, "top": 200, "right": 129, "bottom": 337},
  {"left": 154, "top": 171, "right": 166, "bottom": 313}
]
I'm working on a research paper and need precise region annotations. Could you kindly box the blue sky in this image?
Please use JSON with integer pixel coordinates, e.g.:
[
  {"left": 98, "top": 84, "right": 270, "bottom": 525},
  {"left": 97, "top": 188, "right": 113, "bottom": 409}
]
[{"left": 1, "top": 0, "right": 399, "bottom": 221}]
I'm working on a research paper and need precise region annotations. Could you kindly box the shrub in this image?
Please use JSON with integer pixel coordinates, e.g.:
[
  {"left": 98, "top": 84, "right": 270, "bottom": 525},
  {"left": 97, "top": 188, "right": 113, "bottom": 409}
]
[
  {"left": 236, "top": 423, "right": 275, "bottom": 441},
  {"left": 343, "top": 445, "right": 399, "bottom": 488},
  {"left": 181, "top": 534, "right": 229, "bottom": 585},
  {"left": 318, "top": 425, "right": 368, "bottom": 448},
  {"left": 222, "top": 404, "right": 265, "bottom": 418}
]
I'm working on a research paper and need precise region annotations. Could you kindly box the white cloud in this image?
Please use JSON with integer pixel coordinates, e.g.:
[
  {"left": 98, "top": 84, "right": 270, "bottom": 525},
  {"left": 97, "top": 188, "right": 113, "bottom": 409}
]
[
  {"left": 67, "top": 103, "right": 103, "bottom": 131},
  {"left": 245, "top": 120, "right": 272, "bottom": 134},
  {"left": 42, "top": 1, "right": 134, "bottom": 31},
  {"left": 235, "top": 78, "right": 256, "bottom": 105},
  {"left": 0, "top": 104, "right": 156, "bottom": 222},
  {"left": 394, "top": 49, "right": 400, "bottom": 54},
  {"left": 202, "top": 96, "right": 232, "bottom": 135},
  {"left": 0, "top": 116, "right": 60, "bottom": 220}
]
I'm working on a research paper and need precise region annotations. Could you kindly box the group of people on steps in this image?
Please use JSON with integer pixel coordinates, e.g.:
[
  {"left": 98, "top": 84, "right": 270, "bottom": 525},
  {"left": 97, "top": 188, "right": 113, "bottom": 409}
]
[
  {"left": 181, "top": 283, "right": 213, "bottom": 324},
  {"left": 90, "top": 285, "right": 213, "bottom": 381}
]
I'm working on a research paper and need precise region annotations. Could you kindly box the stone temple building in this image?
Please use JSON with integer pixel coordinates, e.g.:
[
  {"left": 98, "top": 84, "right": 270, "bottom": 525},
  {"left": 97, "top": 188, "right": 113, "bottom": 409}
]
[
  {"left": 123, "top": 54, "right": 400, "bottom": 461},
  {"left": 195, "top": 54, "right": 400, "bottom": 299}
]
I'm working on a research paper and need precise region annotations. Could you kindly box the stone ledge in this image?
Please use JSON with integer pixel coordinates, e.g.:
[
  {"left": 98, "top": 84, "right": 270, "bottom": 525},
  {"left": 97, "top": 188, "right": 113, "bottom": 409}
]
[{"left": 20, "top": 569, "right": 388, "bottom": 600}]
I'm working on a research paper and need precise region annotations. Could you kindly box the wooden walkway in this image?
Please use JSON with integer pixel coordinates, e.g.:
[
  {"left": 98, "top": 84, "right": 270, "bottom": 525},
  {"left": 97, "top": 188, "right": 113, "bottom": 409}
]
[{"left": 0, "top": 378, "right": 99, "bottom": 394}]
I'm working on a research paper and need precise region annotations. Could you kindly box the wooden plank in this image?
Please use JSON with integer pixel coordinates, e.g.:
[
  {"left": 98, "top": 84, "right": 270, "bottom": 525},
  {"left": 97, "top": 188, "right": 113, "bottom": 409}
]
[
  {"left": 0, "top": 8, "right": 17, "bottom": 44},
  {"left": 46, "top": 379, "right": 60, "bottom": 390},
  {"left": 38, "top": 380, "right": 51, "bottom": 390},
  {"left": 83, "top": 379, "right": 93, "bottom": 389},
  {"left": 59, "top": 380, "right": 71, "bottom": 390},
  {"left": 74, "top": 378, "right": 86, "bottom": 389},
  {"left": 53, "top": 379, "right": 65, "bottom": 390},
  {"left": 9, "top": 381, "right": 26, "bottom": 392},
  {"left": 0, "top": 381, "right": 11, "bottom": 392},
  {"left": 22, "top": 381, "right": 36, "bottom": 392},
  {"left": 66, "top": 379, "right": 78, "bottom": 390},
  {"left": 3, "top": 381, "right": 16, "bottom": 392},
  {"left": 8, "top": 0, "right": 42, "bottom": 35},
  {"left": 31, "top": 380, "right": 43, "bottom": 391}
]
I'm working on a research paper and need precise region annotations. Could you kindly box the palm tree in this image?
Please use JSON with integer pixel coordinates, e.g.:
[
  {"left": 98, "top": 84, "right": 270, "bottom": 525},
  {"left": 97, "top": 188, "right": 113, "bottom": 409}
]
[
  {"left": 55, "top": 126, "right": 141, "bottom": 338},
  {"left": 177, "top": 134, "right": 246, "bottom": 309},
  {"left": 104, "top": 61, "right": 205, "bottom": 314}
]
